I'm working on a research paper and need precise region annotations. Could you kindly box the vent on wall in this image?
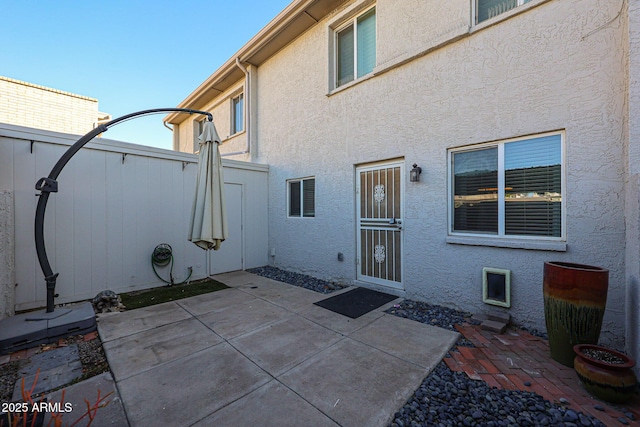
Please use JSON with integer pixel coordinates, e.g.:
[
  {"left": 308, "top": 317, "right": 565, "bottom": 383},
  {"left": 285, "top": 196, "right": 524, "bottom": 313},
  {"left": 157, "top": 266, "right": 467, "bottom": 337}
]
[{"left": 482, "top": 267, "right": 511, "bottom": 308}]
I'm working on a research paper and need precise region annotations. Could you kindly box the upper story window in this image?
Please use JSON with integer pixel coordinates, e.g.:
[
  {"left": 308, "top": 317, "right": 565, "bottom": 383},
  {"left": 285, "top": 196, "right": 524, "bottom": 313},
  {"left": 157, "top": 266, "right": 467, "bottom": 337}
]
[
  {"left": 476, "top": 0, "right": 532, "bottom": 24},
  {"left": 288, "top": 177, "right": 315, "bottom": 218},
  {"left": 449, "top": 132, "right": 563, "bottom": 240},
  {"left": 194, "top": 119, "right": 205, "bottom": 153},
  {"left": 231, "top": 93, "right": 244, "bottom": 135},
  {"left": 334, "top": 7, "right": 376, "bottom": 88}
]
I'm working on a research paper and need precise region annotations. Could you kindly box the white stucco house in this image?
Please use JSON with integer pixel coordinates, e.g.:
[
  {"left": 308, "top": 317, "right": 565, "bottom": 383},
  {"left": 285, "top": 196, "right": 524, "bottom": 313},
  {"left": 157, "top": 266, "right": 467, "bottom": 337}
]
[{"left": 167, "top": 0, "right": 639, "bottom": 361}]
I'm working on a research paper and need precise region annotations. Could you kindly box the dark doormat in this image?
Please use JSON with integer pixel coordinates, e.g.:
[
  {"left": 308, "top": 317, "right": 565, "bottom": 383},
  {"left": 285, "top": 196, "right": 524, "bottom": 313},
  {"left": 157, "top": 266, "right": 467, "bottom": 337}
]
[{"left": 313, "top": 287, "right": 398, "bottom": 319}]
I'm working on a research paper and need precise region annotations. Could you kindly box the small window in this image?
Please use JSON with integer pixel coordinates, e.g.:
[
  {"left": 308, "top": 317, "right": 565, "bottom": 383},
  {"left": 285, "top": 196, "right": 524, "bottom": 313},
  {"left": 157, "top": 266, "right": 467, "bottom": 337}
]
[
  {"left": 193, "top": 119, "right": 205, "bottom": 153},
  {"left": 231, "top": 93, "right": 244, "bottom": 135},
  {"left": 449, "top": 132, "right": 563, "bottom": 239},
  {"left": 334, "top": 7, "right": 376, "bottom": 88},
  {"left": 476, "top": 0, "right": 532, "bottom": 24},
  {"left": 288, "top": 178, "right": 315, "bottom": 218}
]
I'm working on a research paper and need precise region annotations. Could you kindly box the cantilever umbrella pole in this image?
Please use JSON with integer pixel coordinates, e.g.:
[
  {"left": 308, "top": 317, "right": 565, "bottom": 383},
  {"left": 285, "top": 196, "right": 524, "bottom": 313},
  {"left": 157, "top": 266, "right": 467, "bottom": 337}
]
[{"left": 34, "top": 108, "right": 213, "bottom": 313}]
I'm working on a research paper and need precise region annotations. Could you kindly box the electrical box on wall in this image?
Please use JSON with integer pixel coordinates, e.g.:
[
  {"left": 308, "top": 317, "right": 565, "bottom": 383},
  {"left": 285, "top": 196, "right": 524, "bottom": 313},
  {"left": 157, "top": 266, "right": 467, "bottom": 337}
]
[{"left": 482, "top": 267, "right": 511, "bottom": 308}]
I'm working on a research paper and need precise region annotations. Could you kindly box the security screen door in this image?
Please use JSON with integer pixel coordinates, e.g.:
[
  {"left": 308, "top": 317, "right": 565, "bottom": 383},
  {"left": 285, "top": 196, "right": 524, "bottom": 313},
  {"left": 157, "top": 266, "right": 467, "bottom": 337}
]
[{"left": 356, "top": 161, "right": 404, "bottom": 289}]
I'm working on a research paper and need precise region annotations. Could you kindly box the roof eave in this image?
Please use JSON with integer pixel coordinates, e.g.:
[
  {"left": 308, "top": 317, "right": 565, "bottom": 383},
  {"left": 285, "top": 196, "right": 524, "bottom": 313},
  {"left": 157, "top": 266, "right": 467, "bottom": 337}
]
[{"left": 165, "top": 0, "right": 345, "bottom": 125}]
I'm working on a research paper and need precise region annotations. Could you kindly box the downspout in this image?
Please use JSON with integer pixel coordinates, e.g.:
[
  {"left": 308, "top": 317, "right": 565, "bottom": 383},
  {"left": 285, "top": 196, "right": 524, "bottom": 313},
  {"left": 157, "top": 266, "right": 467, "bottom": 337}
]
[
  {"left": 222, "top": 57, "right": 251, "bottom": 157},
  {"left": 162, "top": 121, "right": 177, "bottom": 151}
]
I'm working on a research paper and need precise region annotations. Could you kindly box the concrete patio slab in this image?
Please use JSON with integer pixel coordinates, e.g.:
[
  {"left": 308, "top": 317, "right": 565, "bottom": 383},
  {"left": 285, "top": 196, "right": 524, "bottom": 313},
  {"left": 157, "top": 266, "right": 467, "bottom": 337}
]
[
  {"left": 43, "top": 372, "right": 127, "bottom": 427},
  {"left": 278, "top": 339, "right": 428, "bottom": 427},
  {"left": 236, "top": 278, "right": 329, "bottom": 313},
  {"left": 118, "top": 343, "right": 271, "bottom": 427},
  {"left": 210, "top": 270, "right": 258, "bottom": 287},
  {"left": 192, "top": 380, "right": 340, "bottom": 427},
  {"left": 350, "top": 314, "right": 460, "bottom": 369},
  {"left": 230, "top": 315, "right": 343, "bottom": 376},
  {"left": 176, "top": 287, "right": 256, "bottom": 316},
  {"left": 299, "top": 301, "right": 385, "bottom": 335},
  {"left": 103, "top": 317, "right": 223, "bottom": 381},
  {"left": 96, "top": 272, "right": 462, "bottom": 426},
  {"left": 197, "top": 297, "right": 291, "bottom": 340},
  {"left": 97, "top": 302, "right": 191, "bottom": 342}
]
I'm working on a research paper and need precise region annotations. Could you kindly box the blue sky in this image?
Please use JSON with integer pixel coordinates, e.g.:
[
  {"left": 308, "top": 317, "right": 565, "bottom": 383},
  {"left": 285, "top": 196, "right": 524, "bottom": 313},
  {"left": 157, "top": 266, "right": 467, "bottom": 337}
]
[{"left": 1, "top": 0, "right": 291, "bottom": 149}]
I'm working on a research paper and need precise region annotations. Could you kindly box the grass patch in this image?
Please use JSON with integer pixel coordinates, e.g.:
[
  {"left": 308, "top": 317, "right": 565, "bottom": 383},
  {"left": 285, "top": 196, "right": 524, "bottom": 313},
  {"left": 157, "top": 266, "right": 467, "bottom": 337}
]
[{"left": 119, "top": 278, "right": 228, "bottom": 310}]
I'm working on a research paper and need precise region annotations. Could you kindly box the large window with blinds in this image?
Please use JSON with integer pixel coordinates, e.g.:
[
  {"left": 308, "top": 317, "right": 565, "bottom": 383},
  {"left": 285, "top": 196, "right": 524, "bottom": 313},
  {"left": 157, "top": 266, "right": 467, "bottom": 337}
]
[
  {"left": 449, "top": 132, "right": 563, "bottom": 239},
  {"left": 334, "top": 7, "right": 376, "bottom": 88},
  {"left": 288, "top": 177, "right": 315, "bottom": 218}
]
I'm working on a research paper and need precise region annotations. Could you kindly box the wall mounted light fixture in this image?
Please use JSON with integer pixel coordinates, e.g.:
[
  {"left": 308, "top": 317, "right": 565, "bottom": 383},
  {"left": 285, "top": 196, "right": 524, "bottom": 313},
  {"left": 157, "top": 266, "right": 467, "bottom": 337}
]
[{"left": 410, "top": 163, "right": 422, "bottom": 182}]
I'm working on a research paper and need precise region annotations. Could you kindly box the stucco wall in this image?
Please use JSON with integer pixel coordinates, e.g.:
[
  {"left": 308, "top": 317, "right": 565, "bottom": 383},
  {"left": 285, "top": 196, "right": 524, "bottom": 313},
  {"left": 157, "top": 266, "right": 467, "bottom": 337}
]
[
  {"left": 0, "top": 76, "right": 104, "bottom": 136},
  {"left": 174, "top": 80, "right": 251, "bottom": 161},
  {"left": 0, "top": 190, "right": 15, "bottom": 320},
  {"left": 252, "top": 0, "right": 628, "bottom": 347},
  {"left": 376, "top": 0, "right": 469, "bottom": 69},
  {"left": 626, "top": 0, "right": 639, "bottom": 368}
]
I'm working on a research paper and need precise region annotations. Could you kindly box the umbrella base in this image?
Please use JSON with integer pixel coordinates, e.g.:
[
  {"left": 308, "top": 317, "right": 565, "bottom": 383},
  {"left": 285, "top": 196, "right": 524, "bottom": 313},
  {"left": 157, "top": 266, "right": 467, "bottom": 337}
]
[{"left": 0, "top": 302, "right": 96, "bottom": 356}]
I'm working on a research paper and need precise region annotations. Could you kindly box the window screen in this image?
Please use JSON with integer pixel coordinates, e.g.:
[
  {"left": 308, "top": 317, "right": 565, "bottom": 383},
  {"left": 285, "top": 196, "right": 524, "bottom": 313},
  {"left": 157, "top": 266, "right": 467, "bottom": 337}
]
[
  {"left": 289, "top": 178, "right": 315, "bottom": 218},
  {"left": 451, "top": 133, "right": 562, "bottom": 238}
]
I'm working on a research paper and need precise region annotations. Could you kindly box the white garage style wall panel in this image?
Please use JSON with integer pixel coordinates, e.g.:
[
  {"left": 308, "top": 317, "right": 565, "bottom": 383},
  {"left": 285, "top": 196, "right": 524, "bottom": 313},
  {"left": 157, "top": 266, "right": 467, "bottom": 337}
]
[{"left": 0, "top": 124, "right": 268, "bottom": 311}]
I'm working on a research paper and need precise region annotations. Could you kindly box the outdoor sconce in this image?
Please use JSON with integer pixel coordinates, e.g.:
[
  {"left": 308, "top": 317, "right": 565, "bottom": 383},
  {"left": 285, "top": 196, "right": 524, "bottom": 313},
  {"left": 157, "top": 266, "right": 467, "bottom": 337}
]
[{"left": 410, "top": 163, "right": 422, "bottom": 182}]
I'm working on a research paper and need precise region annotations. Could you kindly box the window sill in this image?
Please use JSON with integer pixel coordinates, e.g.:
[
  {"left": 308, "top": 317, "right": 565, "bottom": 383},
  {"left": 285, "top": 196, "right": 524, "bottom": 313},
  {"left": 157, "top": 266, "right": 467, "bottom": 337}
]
[
  {"left": 326, "top": 73, "right": 375, "bottom": 97},
  {"left": 223, "top": 130, "right": 246, "bottom": 143},
  {"left": 471, "top": 0, "right": 551, "bottom": 34},
  {"left": 446, "top": 235, "right": 567, "bottom": 252}
]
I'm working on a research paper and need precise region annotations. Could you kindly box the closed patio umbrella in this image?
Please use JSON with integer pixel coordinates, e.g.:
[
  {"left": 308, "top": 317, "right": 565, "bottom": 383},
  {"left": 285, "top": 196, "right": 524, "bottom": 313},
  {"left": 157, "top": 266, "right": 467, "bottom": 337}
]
[{"left": 188, "top": 120, "right": 227, "bottom": 250}]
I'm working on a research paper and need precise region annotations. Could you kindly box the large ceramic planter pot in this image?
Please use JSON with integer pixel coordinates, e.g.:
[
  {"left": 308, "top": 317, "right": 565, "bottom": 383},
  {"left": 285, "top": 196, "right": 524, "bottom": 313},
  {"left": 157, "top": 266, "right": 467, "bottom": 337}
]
[
  {"left": 574, "top": 344, "right": 637, "bottom": 403},
  {"left": 543, "top": 261, "right": 608, "bottom": 367}
]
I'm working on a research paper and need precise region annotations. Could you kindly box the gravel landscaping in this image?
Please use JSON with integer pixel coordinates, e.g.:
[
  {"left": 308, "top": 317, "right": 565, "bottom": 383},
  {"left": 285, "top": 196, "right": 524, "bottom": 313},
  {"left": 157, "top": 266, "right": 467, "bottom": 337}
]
[
  {"left": 247, "top": 266, "right": 346, "bottom": 293},
  {"left": 390, "top": 361, "right": 608, "bottom": 427},
  {"left": 248, "top": 266, "right": 618, "bottom": 427}
]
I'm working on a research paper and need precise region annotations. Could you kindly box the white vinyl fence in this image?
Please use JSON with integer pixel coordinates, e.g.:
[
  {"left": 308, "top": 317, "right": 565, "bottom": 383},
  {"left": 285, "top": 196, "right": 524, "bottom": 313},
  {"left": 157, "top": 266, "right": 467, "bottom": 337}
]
[{"left": 0, "top": 123, "right": 268, "bottom": 312}]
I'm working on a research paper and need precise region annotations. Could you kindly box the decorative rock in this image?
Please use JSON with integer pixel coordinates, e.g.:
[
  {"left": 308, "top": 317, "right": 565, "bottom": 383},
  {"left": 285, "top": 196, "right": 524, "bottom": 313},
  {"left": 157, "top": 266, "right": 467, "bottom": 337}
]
[
  {"left": 92, "top": 290, "right": 125, "bottom": 313},
  {"left": 247, "top": 266, "right": 345, "bottom": 294},
  {"left": 565, "top": 409, "right": 579, "bottom": 422},
  {"left": 579, "top": 413, "right": 593, "bottom": 426},
  {"left": 387, "top": 361, "right": 606, "bottom": 427},
  {"left": 594, "top": 404, "right": 605, "bottom": 411}
]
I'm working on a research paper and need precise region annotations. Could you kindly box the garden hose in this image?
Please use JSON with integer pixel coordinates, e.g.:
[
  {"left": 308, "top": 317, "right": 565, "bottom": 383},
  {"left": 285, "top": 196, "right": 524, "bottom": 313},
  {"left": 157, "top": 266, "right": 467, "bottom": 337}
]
[{"left": 151, "top": 243, "right": 193, "bottom": 286}]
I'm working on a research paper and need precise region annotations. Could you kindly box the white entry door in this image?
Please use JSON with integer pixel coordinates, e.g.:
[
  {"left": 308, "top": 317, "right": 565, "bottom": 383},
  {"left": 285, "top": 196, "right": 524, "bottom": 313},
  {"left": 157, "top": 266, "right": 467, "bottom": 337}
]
[
  {"left": 209, "top": 183, "right": 243, "bottom": 274},
  {"left": 356, "top": 161, "right": 404, "bottom": 289}
]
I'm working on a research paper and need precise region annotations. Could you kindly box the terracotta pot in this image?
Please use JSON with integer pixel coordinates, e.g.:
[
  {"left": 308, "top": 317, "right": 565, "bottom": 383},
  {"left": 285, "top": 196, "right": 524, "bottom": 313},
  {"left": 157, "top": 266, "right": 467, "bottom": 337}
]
[
  {"left": 543, "top": 261, "right": 608, "bottom": 367},
  {"left": 574, "top": 344, "right": 637, "bottom": 403}
]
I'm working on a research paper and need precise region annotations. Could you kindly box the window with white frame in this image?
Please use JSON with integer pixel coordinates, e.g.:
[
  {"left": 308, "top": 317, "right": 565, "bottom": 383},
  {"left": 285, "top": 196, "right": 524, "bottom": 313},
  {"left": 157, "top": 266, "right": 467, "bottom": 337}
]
[
  {"left": 231, "top": 93, "right": 244, "bottom": 135},
  {"left": 193, "top": 119, "right": 205, "bottom": 153},
  {"left": 449, "top": 132, "right": 563, "bottom": 239},
  {"left": 288, "top": 178, "right": 315, "bottom": 218},
  {"left": 476, "top": 0, "right": 532, "bottom": 24},
  {"left": 334, "top": 6, "right": 376, "bottom": 88}
]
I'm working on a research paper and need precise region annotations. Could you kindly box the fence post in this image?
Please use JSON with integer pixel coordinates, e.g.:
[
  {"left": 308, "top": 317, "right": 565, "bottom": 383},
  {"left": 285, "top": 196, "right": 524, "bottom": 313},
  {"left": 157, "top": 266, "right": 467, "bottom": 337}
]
[{"left": 0, "top": 190, "right": 15, "bottom": 320}]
